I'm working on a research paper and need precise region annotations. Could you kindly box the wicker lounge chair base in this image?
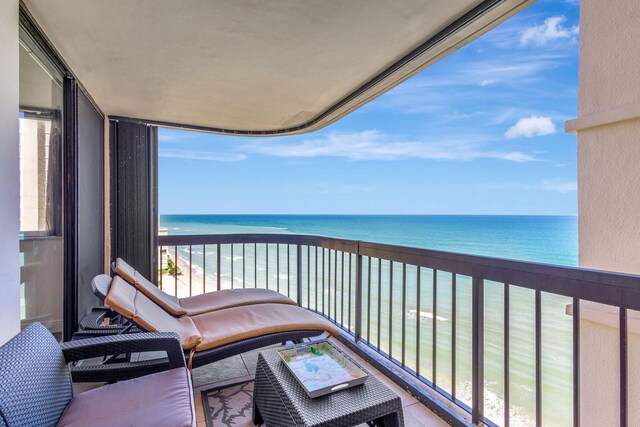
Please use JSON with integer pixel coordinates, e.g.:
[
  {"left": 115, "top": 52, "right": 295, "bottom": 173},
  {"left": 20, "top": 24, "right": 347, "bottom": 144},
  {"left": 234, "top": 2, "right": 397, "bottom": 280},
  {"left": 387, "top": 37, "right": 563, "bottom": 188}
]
[
  {"left": 84, "top": 274, "right": 337, "bottom": 378},
  {"left": 78, "top": 306, "right": 142, "bottom": 334},
  {"left": 72, "top": 318, "right": 324, "bottom": 382}
]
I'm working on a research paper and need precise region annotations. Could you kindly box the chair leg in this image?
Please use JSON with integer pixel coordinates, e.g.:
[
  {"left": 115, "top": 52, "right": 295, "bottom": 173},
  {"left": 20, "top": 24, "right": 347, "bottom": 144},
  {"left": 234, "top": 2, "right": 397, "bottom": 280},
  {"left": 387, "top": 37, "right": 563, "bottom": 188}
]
[
  {"left": 367, "top": 411, "right": 402, "bottom": 427},
  {"left": 252, "top": 398, "right": 264, "bottom": 425}
]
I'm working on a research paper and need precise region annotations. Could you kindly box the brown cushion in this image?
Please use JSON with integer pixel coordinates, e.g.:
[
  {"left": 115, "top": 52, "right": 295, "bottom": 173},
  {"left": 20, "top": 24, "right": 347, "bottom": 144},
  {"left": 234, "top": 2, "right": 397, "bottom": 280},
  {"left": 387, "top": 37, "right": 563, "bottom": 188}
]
[
  {"left": 57, "top": 368, "right": 195, "bottom": 427},
  {"left": 116, "top": 258, "right": 300, "bottom": 317},
  {"left": 114, "top": 258, "right": 187, "bottom": 316},
  {"left": 191, "top": 303, "right": 341, "bottom": 351},
  {"left": 179, "top": 288, "right": 298, "bottom": 316},
  {"left": 105, "top": 277, "right": 201, "bottom": 350}
]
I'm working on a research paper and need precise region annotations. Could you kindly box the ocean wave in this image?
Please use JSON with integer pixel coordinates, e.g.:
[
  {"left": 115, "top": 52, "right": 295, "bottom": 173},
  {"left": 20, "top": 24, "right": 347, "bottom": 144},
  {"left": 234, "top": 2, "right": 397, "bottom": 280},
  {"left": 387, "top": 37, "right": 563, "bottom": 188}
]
[
  {"left": 407, "top": 309, "right": 447, "bottom": 322},
  {"left": 456, "top": 381, "right": 534, "bottom": 427}
]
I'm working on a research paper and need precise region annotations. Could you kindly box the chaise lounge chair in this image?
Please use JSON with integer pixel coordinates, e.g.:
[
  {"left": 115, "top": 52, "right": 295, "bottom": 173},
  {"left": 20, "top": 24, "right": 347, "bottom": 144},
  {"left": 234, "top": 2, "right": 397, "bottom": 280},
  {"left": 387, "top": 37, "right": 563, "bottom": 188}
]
[
  {"left": 88, "top": 274, "right": 340, "bottom": 371},
  {"left": 0, "top": 322, "right": 195, "bottom": 427},
  {"left": 112, "top": 258, "right": 297, "bottom": 316}
]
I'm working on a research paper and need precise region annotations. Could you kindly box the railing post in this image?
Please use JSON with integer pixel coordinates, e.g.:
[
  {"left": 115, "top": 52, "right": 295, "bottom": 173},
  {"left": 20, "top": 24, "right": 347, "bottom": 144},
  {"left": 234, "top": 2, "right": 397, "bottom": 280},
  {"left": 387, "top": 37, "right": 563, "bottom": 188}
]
[
  {"left": 472, "top": 276, "right": 484, "bottom": 425},
  {"left": 620, "top": 307, "right": 628, "bottom": 427},
  {"left": 296, "top": 243, "right": 303, "bottom": 306},
  {"left": 354, "top": 241, "right": 363, "bottom": 342},
  {"left": 572, "top": 298, "right": 580, "bottom": 427},
  {"left": 216, "top": 243, "right": 221, "bottom": 291}
]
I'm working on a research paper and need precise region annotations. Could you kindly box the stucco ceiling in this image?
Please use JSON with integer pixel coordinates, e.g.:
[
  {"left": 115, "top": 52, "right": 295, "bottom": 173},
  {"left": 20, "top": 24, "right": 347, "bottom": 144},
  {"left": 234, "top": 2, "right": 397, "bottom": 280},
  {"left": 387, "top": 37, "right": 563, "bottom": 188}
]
[{"left": 24, "top": 0, "right": 533, "bottom": 135}]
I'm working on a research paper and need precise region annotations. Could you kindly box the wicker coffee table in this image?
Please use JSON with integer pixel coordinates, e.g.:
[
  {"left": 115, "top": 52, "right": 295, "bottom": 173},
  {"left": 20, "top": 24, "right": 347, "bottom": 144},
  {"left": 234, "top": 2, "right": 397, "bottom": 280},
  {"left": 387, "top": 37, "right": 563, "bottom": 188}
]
[{"left": 252, "top": 343, "right": 404, "bottom": 426}]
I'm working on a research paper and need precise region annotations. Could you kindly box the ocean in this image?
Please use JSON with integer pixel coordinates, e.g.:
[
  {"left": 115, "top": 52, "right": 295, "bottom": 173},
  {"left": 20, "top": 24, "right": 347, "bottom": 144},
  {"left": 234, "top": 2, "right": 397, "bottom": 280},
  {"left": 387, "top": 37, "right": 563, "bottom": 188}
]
[{"left": 160, "top": 214, "right": 578, "bottom": 426}]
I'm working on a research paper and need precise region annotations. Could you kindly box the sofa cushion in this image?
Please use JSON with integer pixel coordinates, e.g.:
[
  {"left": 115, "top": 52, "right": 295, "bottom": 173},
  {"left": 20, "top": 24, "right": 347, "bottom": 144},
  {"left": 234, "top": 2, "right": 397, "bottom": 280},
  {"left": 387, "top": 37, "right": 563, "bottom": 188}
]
[
  {"left": 57, "top": 368, "right": 195, "bottom": 427},
  {"left": 179, "top": 288, "right": 298, "bottom": 316},
  {"left": 115, "top": 258, "right": 187, "bottom": 316}
]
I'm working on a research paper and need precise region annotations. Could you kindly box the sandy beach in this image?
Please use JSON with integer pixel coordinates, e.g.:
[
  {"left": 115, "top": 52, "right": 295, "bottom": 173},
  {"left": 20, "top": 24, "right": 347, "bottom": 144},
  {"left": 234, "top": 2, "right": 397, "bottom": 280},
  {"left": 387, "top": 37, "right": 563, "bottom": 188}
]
[{"left": 158, "top": 247, "right": 225, "bottom": 298}]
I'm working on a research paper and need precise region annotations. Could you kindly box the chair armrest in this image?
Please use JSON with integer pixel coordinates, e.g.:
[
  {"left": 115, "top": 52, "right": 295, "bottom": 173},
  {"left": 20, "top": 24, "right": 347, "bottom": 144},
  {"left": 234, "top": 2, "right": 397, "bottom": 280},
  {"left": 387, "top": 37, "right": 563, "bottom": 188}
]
[
  {"left": 61, "top": 332, "right": 186, "bottom": 383},
  {"left": 72, "top": 328, "right": 133, "bottom": 340}
]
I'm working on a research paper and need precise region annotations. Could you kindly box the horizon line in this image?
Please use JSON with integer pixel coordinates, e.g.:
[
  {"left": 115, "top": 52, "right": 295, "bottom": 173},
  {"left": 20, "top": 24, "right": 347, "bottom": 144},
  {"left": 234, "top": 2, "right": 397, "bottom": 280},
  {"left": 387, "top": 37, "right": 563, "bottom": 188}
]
[{"left": 159, "top": 213, "right": 577, "bottom": 217}]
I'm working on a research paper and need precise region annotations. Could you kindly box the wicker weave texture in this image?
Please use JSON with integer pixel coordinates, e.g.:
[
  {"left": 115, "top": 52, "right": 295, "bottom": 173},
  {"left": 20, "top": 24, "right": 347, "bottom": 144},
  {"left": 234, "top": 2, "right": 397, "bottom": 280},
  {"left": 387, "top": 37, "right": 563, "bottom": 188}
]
[
  {"left": 191, "top": 330, "right": 323, "bottom": 368},
  {"left": 78, "top": 306, "right": 324, "bottom": 369},
  {"left": 0, "top": 323, "right": 72, "bottom": 427},
  {"left": 63, "top": 332, "right": 185, "bottom": 383},
  {"left": 92, "top": 274, "right": 112, "bottom": 301},
  {"left": 253, "top": 347, "right": 404, "bottom": 426}
]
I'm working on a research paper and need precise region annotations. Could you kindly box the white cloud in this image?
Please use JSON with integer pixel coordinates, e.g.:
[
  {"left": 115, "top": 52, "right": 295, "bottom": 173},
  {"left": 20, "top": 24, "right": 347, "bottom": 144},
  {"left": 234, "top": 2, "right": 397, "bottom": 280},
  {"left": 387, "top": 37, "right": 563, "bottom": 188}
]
[
  {"left": 315, "top": 184, "right": 374, "bottom": 195},
  {"left": 520, "top": 16, "right": 579, "bottom": 47},
  {"left": 375, "top": 53, "right": 566, "bottom": 115},
  {"left": 158, "top": 134, "right": 179, "bottom": 143},
  {"left": 492, "top": 109, "right": 515, "bottom": 125},
  {"left": 281, "top": 183, "right": 375, "bottom": 195},
  {"left": 540, "top": 181, "right": 577, "bottom": 193},
  {"left": 399, "top": 55, "right": 559, "bottom": 91},
  {"left": 505, "top": 116, "right": 556, "bottom": 139},
  {"left": 241, "top": 130, "right": 539, "bottom": 163},
  {"left": 159, "top": 149, "right": 246, "bottom": 162},
  {"left": 331, "top": 185, "right": 374, "bottom": 194},
  {"left": 486, "top": 181, "right": 577, "bottom": 193}
]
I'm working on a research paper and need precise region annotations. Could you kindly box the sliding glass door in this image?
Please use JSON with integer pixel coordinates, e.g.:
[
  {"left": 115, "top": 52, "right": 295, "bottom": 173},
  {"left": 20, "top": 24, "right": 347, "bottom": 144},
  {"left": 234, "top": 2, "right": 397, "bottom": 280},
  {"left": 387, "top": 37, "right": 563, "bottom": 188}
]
[{"left": 18, "top": 29, "right": 64, "bottom": 339}]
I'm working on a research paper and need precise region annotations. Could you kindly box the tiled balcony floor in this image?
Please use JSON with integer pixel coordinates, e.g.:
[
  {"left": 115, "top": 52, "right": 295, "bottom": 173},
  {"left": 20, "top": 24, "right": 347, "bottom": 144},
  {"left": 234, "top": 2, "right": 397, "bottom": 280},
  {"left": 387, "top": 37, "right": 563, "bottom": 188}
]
[{"left": 191, "top": 336, "right": 449, "bottom": 427}]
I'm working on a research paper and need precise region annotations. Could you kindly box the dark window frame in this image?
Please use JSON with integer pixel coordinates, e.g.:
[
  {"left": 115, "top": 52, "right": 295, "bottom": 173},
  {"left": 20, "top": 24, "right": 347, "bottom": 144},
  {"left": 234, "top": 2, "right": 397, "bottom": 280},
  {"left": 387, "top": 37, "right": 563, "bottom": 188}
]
[{"left": 19, "top": 3, "right": 105, "bottom": 341}]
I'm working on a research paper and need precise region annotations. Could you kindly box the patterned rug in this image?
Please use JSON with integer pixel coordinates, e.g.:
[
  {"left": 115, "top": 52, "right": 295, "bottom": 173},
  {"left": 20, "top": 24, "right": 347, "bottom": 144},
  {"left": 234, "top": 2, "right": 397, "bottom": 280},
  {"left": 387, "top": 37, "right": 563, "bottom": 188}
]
[{"left": 202, "top": 380, "right": 262, "bottom": 427}]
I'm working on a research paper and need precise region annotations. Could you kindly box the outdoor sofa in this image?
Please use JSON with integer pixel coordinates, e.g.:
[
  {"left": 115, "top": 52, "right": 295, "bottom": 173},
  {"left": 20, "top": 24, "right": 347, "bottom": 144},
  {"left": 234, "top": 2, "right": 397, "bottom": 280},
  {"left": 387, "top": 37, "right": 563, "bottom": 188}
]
[{"left": 0, "top": 322, "right": 195, "bottom": 427}]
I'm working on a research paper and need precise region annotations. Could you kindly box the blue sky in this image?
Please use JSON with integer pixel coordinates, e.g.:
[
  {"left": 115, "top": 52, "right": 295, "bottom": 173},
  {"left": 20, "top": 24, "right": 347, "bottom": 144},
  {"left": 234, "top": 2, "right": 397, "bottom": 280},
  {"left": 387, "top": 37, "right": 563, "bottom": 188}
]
[{"left": 159, "top": 0, "right": 579, "bottom": 215}]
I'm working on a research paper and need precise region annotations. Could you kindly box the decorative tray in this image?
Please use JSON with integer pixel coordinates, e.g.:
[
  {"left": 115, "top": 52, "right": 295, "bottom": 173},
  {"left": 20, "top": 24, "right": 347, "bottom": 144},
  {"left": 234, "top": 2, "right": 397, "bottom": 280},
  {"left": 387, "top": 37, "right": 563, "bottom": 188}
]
[{"left": 277, "top": 341, "right": 369, "bottom": 398}]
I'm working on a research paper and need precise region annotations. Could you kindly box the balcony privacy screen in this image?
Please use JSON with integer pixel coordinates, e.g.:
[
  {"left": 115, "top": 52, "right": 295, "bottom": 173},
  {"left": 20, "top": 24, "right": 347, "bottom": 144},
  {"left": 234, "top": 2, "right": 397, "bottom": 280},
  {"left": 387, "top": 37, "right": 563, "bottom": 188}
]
[{"left": 109, "top": 119, "right": 158, "bottom": 281}]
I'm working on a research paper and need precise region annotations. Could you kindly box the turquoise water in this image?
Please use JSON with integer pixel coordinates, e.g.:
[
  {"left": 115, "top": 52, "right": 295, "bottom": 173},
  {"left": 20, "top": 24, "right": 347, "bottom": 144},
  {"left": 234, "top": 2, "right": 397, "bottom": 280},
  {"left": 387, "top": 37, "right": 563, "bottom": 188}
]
[
  {"left": 160, "top": 215, "right": 578, "bottom": 426},
  {"left": 161, "top": 215, "right": 577, "bottom": 266}
]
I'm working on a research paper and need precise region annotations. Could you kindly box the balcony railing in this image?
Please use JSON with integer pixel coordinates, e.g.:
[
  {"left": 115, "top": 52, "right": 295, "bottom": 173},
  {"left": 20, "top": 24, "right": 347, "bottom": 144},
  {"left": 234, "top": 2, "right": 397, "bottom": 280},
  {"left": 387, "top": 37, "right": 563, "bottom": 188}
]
[{"left": 157, "top": 233, "right": 640, "bottom": 427}]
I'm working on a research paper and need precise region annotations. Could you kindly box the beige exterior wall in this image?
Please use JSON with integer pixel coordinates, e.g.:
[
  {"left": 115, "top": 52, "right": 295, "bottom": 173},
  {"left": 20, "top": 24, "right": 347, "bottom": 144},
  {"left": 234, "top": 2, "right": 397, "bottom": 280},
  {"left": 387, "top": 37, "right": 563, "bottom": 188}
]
[
  {"left": 19, "top": 119, "right": 52, "bottom": 232},
  {"left": 0, "top": 0, "right": 21, "bottom": 344},
  {"left": 579, "top": 123, "right": 640, "bottom": 274},
  {"left": 572, "top": 0, "right": 640, "bottom": 425}
]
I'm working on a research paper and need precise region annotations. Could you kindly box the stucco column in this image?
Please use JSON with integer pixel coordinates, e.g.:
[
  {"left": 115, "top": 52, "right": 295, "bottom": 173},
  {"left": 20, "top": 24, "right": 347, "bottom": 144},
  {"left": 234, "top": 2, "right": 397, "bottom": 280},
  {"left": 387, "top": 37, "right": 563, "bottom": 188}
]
[
  {"left": 566, "top": 0, "right": 640, "bottom": 424},
  {"left": 0, "top": 0, "right": 21, "bottom": 344}
]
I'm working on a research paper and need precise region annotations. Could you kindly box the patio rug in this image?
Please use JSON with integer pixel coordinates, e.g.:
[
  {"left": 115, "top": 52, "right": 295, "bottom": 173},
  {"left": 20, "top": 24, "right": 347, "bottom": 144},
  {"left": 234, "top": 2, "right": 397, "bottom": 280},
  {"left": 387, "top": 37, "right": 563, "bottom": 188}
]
[{"left": 202, "top": 379, "right": 262, "bottom": 426}]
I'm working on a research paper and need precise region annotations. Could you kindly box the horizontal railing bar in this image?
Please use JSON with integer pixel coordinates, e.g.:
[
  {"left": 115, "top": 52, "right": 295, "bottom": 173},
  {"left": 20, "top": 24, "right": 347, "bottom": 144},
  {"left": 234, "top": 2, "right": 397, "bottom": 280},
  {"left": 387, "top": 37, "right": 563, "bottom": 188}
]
[
  {"left": 159, "top": 233, "right": 358, "bottom": 252},
  {"left": 358, "top": 241, "right": 640, "bottom": 290},
  {"left": 158, "top": 233, "right": 640, "bottom": 310}
]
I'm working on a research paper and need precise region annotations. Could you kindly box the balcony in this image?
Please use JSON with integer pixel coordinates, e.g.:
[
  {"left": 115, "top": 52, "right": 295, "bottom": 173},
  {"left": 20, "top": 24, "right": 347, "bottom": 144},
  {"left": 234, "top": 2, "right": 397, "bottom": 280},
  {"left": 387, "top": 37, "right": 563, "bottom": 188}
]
[
  {"left": 157, "top": 232, "right": 640, "bottom": 427},
  {"left": 3, "top": 0, "right": 640, "bottom": 426}
]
